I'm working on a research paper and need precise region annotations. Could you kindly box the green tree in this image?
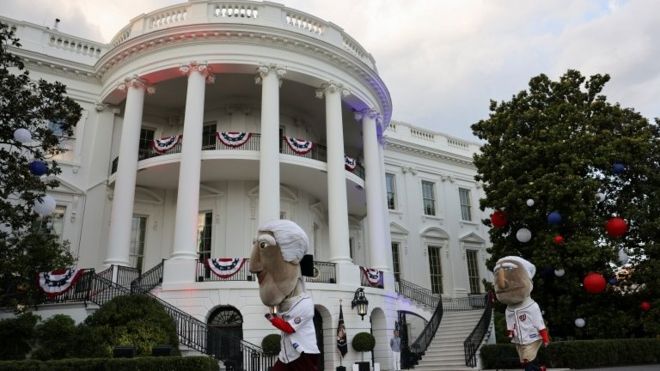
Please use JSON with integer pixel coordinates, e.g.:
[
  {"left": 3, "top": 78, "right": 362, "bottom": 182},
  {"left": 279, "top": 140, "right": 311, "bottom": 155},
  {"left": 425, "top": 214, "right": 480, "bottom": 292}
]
[
  {"left": 0, "top": 23, "right": 82, "bottom": 309},
  {"left": 472, "top": 70, "right": 658, "bottom": 339}
]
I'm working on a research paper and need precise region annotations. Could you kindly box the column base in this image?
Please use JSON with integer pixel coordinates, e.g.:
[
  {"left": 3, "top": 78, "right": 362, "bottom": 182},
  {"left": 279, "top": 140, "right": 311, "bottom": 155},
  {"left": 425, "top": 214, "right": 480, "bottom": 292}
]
[{"left": 163, "top": 258, "right": 196, "bottom": 285}]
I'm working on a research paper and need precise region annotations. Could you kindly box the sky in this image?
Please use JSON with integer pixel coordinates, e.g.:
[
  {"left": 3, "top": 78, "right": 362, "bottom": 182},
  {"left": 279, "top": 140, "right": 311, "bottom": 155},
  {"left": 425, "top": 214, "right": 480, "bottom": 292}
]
[{"left": 2, "top": 0, "right": 659, "bottom": 141}]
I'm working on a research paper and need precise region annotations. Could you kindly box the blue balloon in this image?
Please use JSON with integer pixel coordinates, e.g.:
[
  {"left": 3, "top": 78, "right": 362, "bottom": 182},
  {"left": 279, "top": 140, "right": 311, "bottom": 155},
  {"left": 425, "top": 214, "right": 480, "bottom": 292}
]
[
  {"left": 29, "top": 160, "right": 48, "bottom": 176},
  {"left": 612, "top": 163, "right": 625, "bottom": 174},
  {"left": 547, "top": 211, "right": 562, "bottom": 225},
  {"left": 609, "top": 278, "right": 618, "bottom": 286}
]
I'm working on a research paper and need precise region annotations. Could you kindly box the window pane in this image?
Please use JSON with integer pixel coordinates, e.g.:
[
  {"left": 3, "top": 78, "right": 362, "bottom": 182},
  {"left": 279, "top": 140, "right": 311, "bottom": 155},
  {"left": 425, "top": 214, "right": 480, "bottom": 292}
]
[
  {"left": 428, "top": 245, "right": 443, "bottom": 294},
  {"left": 466, "top": 250, "right": 481, "bottom": 294},
  {"left": 48, "top": 206, "right": 66, "bottom": 241},
  {"left": 139, "top": 128, "right": 155, "bottom": 150},
  {"left": 422, "top": 181, "right": 436, "bottom": 216},
  {"left": 129, "top": 216, "right": 147, "bottom": 271},
  {"left": 197, "top": 212, "right": 213, "bottom": 260},
  {"left": 392, "top": 242, "right": 401, "bottom": 282},
  {"left": 386, "top": 173, "right": 396, "bottom": 210},
  {"left": 202, "top": 124, "right": 216, "bottom": 148},
  {"left": 459, "top": 188, "right": 472, "bottom": 221}
]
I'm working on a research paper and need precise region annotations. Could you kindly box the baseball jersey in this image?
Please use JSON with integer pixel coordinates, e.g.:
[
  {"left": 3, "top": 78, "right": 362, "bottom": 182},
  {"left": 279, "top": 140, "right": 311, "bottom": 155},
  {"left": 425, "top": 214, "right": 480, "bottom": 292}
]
[
  {"left": 278, "top": 294, "right": 321, "bottom": 363},
  {"left": 505, "top": 298, "right": 546, "bottom": 345}
]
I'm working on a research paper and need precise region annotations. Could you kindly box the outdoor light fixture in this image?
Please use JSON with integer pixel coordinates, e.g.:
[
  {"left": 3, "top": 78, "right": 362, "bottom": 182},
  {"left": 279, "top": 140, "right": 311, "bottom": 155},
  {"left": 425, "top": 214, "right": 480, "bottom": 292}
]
[{"left": 351, "top": 287, "right": 369, "bottom": 320}]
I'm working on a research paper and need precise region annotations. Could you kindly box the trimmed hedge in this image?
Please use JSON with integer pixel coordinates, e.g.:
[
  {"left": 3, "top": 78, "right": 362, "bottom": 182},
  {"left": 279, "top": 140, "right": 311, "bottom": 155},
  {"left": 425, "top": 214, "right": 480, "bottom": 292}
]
[
  {"left": 0, "top": 356, "right": 218, "bottom": 371},
  {"left": 481, "top": 338, "right": 660, "bottom": 369}
]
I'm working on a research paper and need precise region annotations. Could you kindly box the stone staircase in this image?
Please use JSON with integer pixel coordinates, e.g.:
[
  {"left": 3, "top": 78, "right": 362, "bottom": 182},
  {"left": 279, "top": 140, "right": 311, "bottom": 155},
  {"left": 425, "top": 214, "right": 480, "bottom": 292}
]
[{"left": 411, "top": 309, "right": 484, "bottom": 371}]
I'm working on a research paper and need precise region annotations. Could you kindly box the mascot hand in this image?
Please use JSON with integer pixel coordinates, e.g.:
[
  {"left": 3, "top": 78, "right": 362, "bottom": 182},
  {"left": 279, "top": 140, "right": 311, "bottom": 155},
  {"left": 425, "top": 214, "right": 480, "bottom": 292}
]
[
  {"left": 539, "top": 328, "right": 550, "bottom": 346},
  {"left": 265, "top": 314, "right": 295, "bottom": 334}
]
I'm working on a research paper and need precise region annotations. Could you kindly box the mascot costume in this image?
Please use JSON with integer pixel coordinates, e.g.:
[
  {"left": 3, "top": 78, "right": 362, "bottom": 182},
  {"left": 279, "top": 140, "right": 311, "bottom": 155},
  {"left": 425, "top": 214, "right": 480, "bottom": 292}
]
[
  {"left": 493, "top": 256, "right": 549, "bottom": 371},
  {"left": 249, "top": 220, "right": 320, "bottom": 371}
]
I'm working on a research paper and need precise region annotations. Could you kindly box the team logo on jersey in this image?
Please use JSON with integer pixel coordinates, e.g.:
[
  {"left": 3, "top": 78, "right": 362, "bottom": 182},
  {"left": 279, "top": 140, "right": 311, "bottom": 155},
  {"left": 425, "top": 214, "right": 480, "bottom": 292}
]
[
  {"left": 293, "top": 342, "right": 299, "bottom": 349},
  {"left": 519, "top": 314, "right": 527, "bottom": 321},
  {"left": 294, "top": 317, "right": 302, "bottom": 324}
]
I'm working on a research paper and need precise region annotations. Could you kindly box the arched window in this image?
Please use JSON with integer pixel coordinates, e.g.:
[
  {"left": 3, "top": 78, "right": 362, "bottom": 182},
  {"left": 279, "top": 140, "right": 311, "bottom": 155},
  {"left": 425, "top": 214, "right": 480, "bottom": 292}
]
[{"left": 207, "top": 306, "right": 243, "bottom": 369}]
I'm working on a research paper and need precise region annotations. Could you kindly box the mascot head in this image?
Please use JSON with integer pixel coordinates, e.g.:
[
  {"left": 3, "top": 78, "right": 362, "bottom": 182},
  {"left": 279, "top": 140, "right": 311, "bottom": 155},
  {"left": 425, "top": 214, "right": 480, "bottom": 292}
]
[
  {"left": 493, "top": 256, "right": 535, "bottom": 305},
  {"left": 249, "top": 220, "right": 309, "bottom": 307}
]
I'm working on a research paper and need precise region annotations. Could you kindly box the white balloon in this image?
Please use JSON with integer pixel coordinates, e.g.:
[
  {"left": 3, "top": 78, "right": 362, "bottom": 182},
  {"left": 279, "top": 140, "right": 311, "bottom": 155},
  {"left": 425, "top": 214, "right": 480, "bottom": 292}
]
[
  {"left": 596, "top": 193, "right": 605, "bottom": 202},
  {"left": 575, "top": 318, "right": 586, "bottom": 328},
  {"left": 516, "top": 228, "right": 532, "bottom": 243},
  {"left": 33, "top": 195, "right": 56, "bottom": 216},
  {"left": 554, "top": 269, "right": 565, "bottom": 277},
  {"left": 13, "top": 128, "right": 32, "bottom": 143},
  {"left": 526, "top": 199, "right": 535, "bottom": 207},
  {"left": 618, "top": 249, "right": 629, "bottom": 265}
]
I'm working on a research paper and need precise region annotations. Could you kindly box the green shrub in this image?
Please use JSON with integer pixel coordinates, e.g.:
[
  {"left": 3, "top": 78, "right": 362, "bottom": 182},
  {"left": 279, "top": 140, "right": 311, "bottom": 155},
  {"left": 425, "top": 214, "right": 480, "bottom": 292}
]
[
  {"left": 261, "top": 334, "right": 281, "bottom": 355},
  {"left": 84, "top": 295, "right": 180, "bottom": 357},
  {"left": 352, "top": 332, "right": 376, "bottom": 352},
  {"left": 33, "top": 314, "right": 77, "bottom": 360},
  {"left": 481, "top": 338, "right": 660, "bottom": 369},
  {"left": 0, "top": 312, "right": 40, "bottom": 360},
  {"left": 0, "top": 356, "right": 219, "bottom": 371}
]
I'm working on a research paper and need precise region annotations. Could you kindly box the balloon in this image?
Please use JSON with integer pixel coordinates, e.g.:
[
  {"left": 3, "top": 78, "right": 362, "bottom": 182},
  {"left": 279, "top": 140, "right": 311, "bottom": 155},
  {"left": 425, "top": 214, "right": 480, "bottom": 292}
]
[
  {"left": 526, "top": 199, "right": 535, "bottom": 207},
  {"left": 490, "top": 210, "right": 508, "bottom": 228},
  {"left": 575, "top": 318, "right": 586, "bottom": 328},
  {"left": 595, "top": 192, "right": 606, "bottom": 202},
  {"left": 553, "top": 235, "right": 565, "bottom": 245},
  {"left": 612, "top": 162, "right": 625, "bottom": 174},
  {"left": 29, "top": 160, "right": 48, "bottom": 176},
  {"left": 608, "top": 278, "right": 618, "bottom": 286},
  {"left": 640, "top": 301, "right": 651, "bottom": 312},
  {"left": 516, "top": 228, "right": 532, "bottom": 243},
  {"left": 33, "top": 195, "right": 56, "bottom": 216},
  {"left": 547, "top": 211, "right": 562, "bottom": 225},
  {"left": 618, "top": 248, "right": 629, "bottom": 265},
  {"left": 554, "top": 269, "right": 565, "bottom": 277},
  {"left": 606, "top": 217, "right": 628, "bottom": 238},
  {"left": 13, "top": 128, "right": 32, "bottom": 143},
  {"left": 583, "top": 272, "right": 607, "bottom": 294}
]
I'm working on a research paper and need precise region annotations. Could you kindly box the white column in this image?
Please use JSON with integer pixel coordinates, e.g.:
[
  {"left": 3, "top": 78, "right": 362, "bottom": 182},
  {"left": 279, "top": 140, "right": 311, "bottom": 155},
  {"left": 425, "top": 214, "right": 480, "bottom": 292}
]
[
  {"left": 256, "top": 65, "right": 286, "bottom": 225},
  {"left": 105, "top": 76, "right": 153, "bottom": 267},
  {"left": 378, "top": 135, "right": 394, "bottom": 271},
  {"left": 316, "top": 82, "right": 351, "bottom": 264},
  {"left": 171, "top": 62, "right": 214, "bottom": 260},
  {"left": 357, "top": 109, "right": 390, "bottom": 271}
]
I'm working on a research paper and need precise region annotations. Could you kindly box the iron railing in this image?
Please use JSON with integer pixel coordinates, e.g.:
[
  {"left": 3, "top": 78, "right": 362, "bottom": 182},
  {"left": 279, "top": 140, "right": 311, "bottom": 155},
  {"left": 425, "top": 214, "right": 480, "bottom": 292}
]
[
  {"left": 85, "top": 265, "right": 138, "bottom": 289},
  {"left": 196, "top": 258, "right": 337, "bottom": 284},
  {"left": 131, "top": 260, "right": 164, "bottom": 294},
  {"left": 443, "top": 294, "right": 488, "bottom": 311},
  {"left": 303, "top": 261, "right": 337, "bottom": 284},
  {"left": 395, "top": 279, "right": 440, "bottom": 308},
  {"left": 463, "top": 293, "right": 493, "bottom": 367}
]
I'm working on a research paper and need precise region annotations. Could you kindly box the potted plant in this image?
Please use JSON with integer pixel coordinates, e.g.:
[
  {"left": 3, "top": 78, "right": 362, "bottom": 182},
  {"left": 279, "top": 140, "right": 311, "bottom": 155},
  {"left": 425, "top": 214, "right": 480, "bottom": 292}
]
[
  {"left": 261, "top": 333, "right": 281, "bottom": 370},
  {"left": 352, "top": 332, "right": 375, "bottom": 371}
]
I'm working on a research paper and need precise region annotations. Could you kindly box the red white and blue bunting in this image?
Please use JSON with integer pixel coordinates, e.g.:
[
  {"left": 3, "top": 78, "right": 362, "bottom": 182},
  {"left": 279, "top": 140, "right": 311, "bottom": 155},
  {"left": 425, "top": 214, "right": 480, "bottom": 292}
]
[
  {"left": 37, "top": 268, "right": 85, "bottom": 298},
  {"left": 345, "top": 155, "right": 357, "bottom": 171},
  {"left": 360, "top": 267, "right": 384, "bottom": 288},
  {"left": 285, "top": 136, "right": 313, "bottom": 155},
  {"left": 152, "top": 135, "right": 182, "bottom": 154},
  {"left": 207, "top": 258, "right": 247, "bottom": 279},
  {"left": 217, "top": 132, "right": 252, "bottom": 148}
]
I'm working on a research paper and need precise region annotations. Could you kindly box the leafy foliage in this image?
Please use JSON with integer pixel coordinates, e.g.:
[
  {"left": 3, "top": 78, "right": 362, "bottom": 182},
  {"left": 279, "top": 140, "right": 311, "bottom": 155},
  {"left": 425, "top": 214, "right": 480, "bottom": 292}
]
[
  {"left": 0, "top": 356, "right": 220, "bottom": 371},
  {"left": 260, "top": 333, "right": 281, "bottom": 355},
  {"left": 0, "top": 312, "right": 40, "bottom": 359},
  {"left": 472, "top": 70, "right": 659, "bottom": 339},
  {"left": 0, "top": 22, "right": 82, "bottom": 309},
  {"left": 33, "top": 314, "right": 77, "bottom": 360},
  {"left": 351, "top": 332, "right": 376, "bottom": 352}
]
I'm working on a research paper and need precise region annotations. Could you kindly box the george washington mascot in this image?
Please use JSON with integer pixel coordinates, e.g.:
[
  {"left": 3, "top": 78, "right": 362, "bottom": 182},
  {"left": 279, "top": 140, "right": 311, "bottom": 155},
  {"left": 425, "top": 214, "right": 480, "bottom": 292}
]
[
  {"left": 249, "top": 220, "right": 320, "bottom": 371},
  {"left": 493, "top": 256, "right": 550, "bottom": 371}
]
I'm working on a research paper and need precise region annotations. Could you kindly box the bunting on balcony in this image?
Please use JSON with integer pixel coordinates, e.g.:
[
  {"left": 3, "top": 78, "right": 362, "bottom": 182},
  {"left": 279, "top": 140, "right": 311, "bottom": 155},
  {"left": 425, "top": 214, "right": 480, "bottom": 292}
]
[
  {"left": 344, "top": 155, "right": 357, "bottom": 171},
  {"left": 37, "top": 267, "right": 85, "bottom": 298},
  {"left": 217, "top": 132, "right": 252, "bottom": 148},
  {"left": 285, "top": 136, "right": 313, "bottom": 155},
  {"left": 152, "top": 135, "right": 182, "bottom": 154},
  {"left": 207, "top": 257, "right": 246, "bottom": 279},
  {"left": 361, "top": 267, "right": 384, "bottom": 288}
]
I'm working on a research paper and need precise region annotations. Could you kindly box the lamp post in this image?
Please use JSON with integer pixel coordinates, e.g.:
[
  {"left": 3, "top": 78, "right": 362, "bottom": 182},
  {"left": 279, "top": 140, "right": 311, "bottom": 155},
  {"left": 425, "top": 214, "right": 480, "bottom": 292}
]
[{"left": 352, "top": 287, "right": 369, "bottom": 320}]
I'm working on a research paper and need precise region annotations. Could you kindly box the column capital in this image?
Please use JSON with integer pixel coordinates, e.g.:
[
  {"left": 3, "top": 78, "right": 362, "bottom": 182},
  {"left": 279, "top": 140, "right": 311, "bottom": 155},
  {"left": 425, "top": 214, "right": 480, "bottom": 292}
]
[
  {"left": 180, "top": 61, "right": 215, "bottom": 83},
  {"left": 117, "top": 75, "right": 155, "bottom": 94},
  {"left": 255, "top": 64, "right": 287, "bottom": 85},
  {"left": 354, "top": 108, "right": 382, "bottom": 123},
  {"left": 315, "top": 81, "right": 350, "bottom": 99}
]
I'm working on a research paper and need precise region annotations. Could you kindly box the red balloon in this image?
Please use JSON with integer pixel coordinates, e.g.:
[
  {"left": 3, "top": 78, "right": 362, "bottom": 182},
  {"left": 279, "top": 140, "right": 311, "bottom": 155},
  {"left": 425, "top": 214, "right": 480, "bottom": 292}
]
[
  {"left": 553, "top": 235, "right": 565, "bottom": 245},
  {"left": 640, "top": 301, "right": 651, "bottom": 312},
  {"left": 606, "top": 217, "right": 628, "bottom": 238},
  {"left": 583, "top": 272, "right": 607, "bottom": 294},
  {"left": 491, "top": 210, "right": 507, "bottom": 228}
]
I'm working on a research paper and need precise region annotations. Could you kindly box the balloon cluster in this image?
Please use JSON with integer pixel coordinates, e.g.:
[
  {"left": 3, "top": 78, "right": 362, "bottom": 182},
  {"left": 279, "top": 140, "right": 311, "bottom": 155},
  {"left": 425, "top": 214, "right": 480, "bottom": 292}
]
[{"left": 13, "top": 128, "right": 57, "bottom": 217}]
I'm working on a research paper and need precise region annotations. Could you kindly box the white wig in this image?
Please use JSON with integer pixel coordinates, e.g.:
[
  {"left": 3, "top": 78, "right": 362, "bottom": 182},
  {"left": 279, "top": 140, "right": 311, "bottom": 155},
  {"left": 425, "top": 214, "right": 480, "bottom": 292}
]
[
  {"left": 259, "top": 219, "right": 309, "bottom": 263},
  {"left": 496, "top": 256, "right": 536, "bottom": 279}
]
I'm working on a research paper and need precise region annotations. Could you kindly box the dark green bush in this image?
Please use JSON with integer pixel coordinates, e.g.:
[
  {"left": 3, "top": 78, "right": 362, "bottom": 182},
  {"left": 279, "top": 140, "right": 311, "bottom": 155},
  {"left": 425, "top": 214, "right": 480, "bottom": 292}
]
[
  {"left": 84, "top": 295, "right": 180, "bottom": 357},
  {"left": 32, "top": 314, "right": 77, "bottom": 360},
  {"left": 0, "top": 356, "right": 219, "bottom": 371},
  {"left": 0, "top": 312, "right": 39, "bottom": 360},
  {"left": 352, "top": 332, "right": 376, "bottom": 352},
  {"left": 481, "top": 338, "right": 660, "bottom": 369},
  {"left": 261, "top": 334, "right": 281, "bottom": 355}
]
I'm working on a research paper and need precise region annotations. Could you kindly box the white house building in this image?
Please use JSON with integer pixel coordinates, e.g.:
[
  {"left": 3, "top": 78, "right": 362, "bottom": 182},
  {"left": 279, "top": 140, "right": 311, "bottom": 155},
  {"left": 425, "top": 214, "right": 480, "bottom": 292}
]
[{"left": 1, "top": 1, "right": 493, "bottom": 370}]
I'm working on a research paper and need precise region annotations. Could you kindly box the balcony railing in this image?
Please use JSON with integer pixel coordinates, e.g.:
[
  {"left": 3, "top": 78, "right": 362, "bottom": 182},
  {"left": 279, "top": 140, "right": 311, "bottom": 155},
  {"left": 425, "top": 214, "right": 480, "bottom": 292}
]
[
  {"left": 304, "top": 261, "right": 336, "bottom": 284},
  {"left": 196, "top": 258, "right": 337, "bottom": 284},
  {"left": 395, "top": 279, "right": 440, "bottom": 308}
]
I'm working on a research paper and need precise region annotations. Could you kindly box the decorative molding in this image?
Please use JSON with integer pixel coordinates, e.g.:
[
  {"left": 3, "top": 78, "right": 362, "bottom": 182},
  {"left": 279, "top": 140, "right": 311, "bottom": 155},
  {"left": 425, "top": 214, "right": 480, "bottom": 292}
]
[
  {"left": 354, "top": 108, "right": 381, "bottom": 123},
  {"left": 386, "top": 139, "right": 475, "bottom": 168},
  {"left": 179, "top": 61, "right": 215, "bottom": 83},
  {"left": 255, "top": 64, "right": 286, "bottom": 86},
  {"left": 315, "top": 81, "right": 350, "bottom": 99},
  {"left": 94, "top": 102, "right": 108, "bottom": 112},
  {"left": 117, "top": 75, "right": 156, "bottom": 94}
]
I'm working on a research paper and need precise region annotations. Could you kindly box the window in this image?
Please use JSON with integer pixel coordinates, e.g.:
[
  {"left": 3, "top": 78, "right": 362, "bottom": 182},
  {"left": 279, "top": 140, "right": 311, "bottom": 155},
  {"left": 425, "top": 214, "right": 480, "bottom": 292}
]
[
  {"left": 386, "top": 173, "right": 396, "bottom": 210},
  {"left": 45, "top": 206, "right": 66, "bottom": 242},
  {"left": 459, "top": 188, "right": 472, "bottom": 221},
  {"left": 139, "top": 128, "right": 155, "bottom": 158},
  {"left": 48, "top": 120, "right": 68, "bottom": 138},
  {"left": 466, "top": 250, "right": 481, "bottom": 294},
  {"left": 392, "top": 242, "right": 401, "bottom": 282},
  {"left": 202, "top": 123, "right": 216, "bottom": 149},
  {"left": 197, "top": 211, "right": 213, "bottom": 261},
  {"left": 428, "top": 245, "right": 443, "bottom": 294},
  {"left": 422, "top": 181, "right": 436, "bottom": 216},
  {"left": 129, "top": 216, "right": 147, "bottom": 271}
]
